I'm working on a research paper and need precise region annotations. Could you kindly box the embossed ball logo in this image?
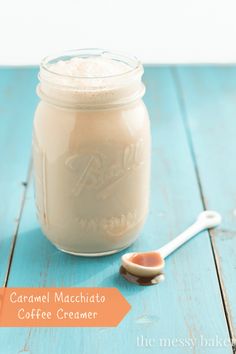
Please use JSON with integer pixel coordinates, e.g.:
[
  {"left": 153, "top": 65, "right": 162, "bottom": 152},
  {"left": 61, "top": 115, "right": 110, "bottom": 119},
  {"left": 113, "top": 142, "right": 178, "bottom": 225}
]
[
  {"left": 64, "top": 139, "right": 146, "bottom": 237},
  {"left": 65, "top": 139, "right": 145, "bottom": 200}
]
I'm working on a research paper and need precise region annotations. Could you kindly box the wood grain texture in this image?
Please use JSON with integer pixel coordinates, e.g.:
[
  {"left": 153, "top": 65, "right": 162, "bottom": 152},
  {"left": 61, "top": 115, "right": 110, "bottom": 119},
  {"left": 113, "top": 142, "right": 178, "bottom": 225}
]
[
  {"left": 174, "top": 65, "right": 236, "bottom": 347},
  {"left": 0, "top": 68, "right": 38, "bottom": 286},
  {"left": 0, "top": 67, "right": 232, "bottom": 354}
]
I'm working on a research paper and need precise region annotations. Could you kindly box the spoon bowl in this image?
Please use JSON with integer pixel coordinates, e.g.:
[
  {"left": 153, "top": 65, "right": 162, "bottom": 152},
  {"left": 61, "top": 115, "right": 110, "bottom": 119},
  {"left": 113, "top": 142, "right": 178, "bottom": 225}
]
[{"left": 121, "top": 252, "right": 165, "bottom": 277}]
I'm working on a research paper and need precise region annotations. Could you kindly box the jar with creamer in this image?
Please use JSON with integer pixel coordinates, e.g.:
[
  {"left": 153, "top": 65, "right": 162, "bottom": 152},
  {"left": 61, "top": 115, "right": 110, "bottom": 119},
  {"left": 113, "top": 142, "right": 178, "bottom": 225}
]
[{"left": 33, "top": 48, "right": 151, "bottom": 256}]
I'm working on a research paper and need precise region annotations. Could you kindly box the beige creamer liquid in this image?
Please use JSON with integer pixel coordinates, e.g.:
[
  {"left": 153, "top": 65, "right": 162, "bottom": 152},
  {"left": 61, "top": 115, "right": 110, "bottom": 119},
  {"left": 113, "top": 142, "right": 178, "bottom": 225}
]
[{"left": 33, "top": 50, "right": 151, "bottom": 255}]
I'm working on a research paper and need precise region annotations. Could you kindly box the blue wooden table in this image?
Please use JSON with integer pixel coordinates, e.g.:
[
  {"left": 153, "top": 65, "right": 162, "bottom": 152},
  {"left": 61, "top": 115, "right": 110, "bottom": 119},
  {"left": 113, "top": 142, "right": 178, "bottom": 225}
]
[{"left": 0, "top": 66, "right": 236, "bottom": 354}]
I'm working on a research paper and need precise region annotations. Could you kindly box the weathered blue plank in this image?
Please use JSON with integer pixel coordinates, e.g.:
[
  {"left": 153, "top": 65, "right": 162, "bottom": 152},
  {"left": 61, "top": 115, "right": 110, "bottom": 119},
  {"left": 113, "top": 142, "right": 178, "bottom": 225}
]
[
  {"left": 0, "top": 67, "right": 232, "bottom": 354},
  {"left": 175, "top": 65, "right": 236, "bottom": 342},
  {"left": 0, "top": 68, "right": 38, "bottom": 285}
]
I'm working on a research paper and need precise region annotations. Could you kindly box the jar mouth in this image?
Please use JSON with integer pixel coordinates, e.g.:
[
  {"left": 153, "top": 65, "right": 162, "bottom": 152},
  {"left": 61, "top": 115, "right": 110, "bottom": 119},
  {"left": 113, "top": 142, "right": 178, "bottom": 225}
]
[
  {"left": 38, "top": 48, "right": 145, "bottom": 109},
  {"left": 41, "top": 48, "right": 143, "bottom": 80}
]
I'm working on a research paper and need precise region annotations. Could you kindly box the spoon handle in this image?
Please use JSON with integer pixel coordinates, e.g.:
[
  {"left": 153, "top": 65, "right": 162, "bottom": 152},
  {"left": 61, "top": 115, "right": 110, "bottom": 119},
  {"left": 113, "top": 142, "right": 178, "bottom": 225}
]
[{"left": 158, "top": 211, "right": 222, "bottom": 259}]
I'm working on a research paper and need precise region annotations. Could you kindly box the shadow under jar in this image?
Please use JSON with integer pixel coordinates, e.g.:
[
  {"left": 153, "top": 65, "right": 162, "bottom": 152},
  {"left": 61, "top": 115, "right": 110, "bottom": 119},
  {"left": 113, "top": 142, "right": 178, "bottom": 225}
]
[{"left": 33, "top": 48, "right": 151, "bottom": 256}]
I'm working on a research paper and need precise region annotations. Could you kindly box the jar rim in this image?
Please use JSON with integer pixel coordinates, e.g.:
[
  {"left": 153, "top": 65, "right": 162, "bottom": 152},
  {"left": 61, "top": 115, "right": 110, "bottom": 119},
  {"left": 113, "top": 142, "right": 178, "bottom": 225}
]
[{"left": 40, "top": 48, "right": 143, "bottom": 80}]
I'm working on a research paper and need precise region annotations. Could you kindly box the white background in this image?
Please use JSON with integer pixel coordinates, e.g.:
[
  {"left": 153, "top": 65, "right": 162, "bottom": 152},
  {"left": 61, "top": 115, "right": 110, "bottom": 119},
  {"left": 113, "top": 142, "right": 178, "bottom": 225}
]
[{"left": 1, "top": 0, "right": 236, "bottom": 65}]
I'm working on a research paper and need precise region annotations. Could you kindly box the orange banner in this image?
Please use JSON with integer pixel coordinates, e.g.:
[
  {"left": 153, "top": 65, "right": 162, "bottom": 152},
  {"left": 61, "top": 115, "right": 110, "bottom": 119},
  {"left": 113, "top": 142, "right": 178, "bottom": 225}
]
[{"left": 0, "top": 288, "right": 130, "bottom": 327}]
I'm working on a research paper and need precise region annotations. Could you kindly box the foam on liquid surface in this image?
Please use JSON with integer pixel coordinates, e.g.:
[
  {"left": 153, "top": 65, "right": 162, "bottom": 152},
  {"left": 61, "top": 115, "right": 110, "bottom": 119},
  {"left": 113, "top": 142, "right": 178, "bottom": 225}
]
[{"left": 49, "top": 57, "right": 131, "bottom": 78}]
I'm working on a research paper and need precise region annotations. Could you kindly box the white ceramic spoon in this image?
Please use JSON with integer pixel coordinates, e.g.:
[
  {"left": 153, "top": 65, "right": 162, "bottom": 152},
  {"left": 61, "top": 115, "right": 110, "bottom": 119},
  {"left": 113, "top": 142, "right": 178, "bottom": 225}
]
[{"left": 121, "top": 210, "right": 222, "bottom": 279}]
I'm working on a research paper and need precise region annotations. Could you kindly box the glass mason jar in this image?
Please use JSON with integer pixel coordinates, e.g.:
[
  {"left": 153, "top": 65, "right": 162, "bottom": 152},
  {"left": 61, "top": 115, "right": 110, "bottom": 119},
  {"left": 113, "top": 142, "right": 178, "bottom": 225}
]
[{"left": 33, "top": 49, "right": 151, "bottom": 256}]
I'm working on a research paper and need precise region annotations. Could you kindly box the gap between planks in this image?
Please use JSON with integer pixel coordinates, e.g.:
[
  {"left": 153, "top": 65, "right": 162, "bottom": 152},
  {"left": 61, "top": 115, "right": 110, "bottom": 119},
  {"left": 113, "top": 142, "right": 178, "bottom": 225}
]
[
  {"left": 170, "top": 66, "right": 235, "bottom": 354},
  {"left": 3, "top": 158, "right": 32, "bottom": 287}
]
